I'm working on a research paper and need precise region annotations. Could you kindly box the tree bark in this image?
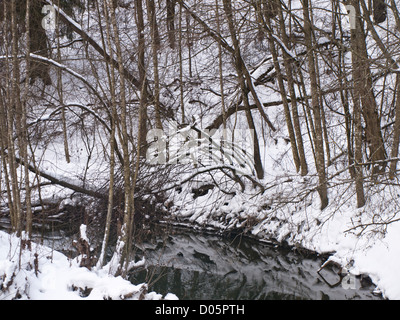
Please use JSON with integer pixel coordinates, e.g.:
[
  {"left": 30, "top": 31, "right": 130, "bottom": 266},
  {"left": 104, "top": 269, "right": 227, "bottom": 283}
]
[
  {"left": 223, "top": 0, "right": 265, "bottom": 180},
  {"left": 167, "top": 0, "right": 176, "bottom": 49},
  {"left": 178, "top": 3, "right": 185, "bottom": 123},
  {"left": 22, "top": 0, "right": 33, "bottom": 238},
  {"left": 97, "top": 0, "right": 118, "bottom": 268},
  {"left": 215, "top": 0, "right": 227, "bottom": 129},
  {"left": 276, "top": 0, "right": 308, "bottom": 176},
  {"left": 135, "top": 0, "right": 149, "bottom": 157},
  {"left": 302, "top": 0, "right": 329, "bottom": 209},
  {"left": 389, "top": 75, "right": 400, "bottom": 179},
  {"left": 10, "top": 0, "right": 23, "bottom": 234},
  {"left": 146, "top": 0, "right": 163, "bottom": 130},
  {"left": 263, "top": 3, "right": 301, "bottom": 173},
  {"left": 350, "top": 0, "right": 367, "bottom": 207},
  {"left": 104, "top": 0, "right": 133, "bottom": 274},
  {"left": 350, "top": 0, "right": 386, "bottom": 175}
]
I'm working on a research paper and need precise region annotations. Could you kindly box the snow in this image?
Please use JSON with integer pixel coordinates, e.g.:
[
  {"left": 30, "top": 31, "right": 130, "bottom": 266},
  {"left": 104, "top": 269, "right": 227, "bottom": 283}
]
[
  {"left": 79, "top": 224, "right": 89, "bottom": 243},
  {"left": 166, "top": 172, "right": 400, "bottom": 299},
  {"left": 2, "top": 0, "right": 400, "bottom": 301},
  {"left": 0, "top": 230, "right": 178, "bottom": 300},
  {"left": 345, "top": 221, "right": 400, "bottom": 299},
  {"left": 155, "top": 127, "right": 400, "bottom": 300}
]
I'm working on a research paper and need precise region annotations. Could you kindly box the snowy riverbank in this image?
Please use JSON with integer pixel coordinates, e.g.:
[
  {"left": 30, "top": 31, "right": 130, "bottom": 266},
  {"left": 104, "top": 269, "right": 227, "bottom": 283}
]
[
  {"left": 1, "top": 178, "right": 399, "bottom": 300},
  {"left": 0, "top": 229, "right": 178, "bottom": 300},
  {"left": 165, "top": 172, "right": 400, "bottom": 300}
]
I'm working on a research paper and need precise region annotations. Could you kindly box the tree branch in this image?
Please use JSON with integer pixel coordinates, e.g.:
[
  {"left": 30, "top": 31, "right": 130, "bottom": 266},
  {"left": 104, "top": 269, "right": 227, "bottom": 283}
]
[{"left": 15, "top": 156, "right": 105, "bottom": 199}]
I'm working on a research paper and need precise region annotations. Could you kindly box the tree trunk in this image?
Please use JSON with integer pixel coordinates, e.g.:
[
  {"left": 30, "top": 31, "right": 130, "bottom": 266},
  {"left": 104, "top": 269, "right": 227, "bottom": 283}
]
[
  {"left": 29, "top": 0, "right": 51, "bottom": 85},
  {"left": 22, "top": 0, "right": 33, "bottom": 238},
  {"left": 350, "top": 0, "right": 386, "bottom": 175},
  {"left": 276, "top": 0, "right": 308, "bottom": 176},
  {"left": 97, "top": 0, "right": 118, "bottom": 268},
  {"left": 56, "top": 0, "right": 71, "bottom": 165},
  {"left": 263, "top": 3, "right": 301, "bottom": 173},
  {"left": 302, "top": 0, "right": 329, "bottom": 209},
  {"left": 373, "top": 0, "right": 387, "bottom": 24},
  {"left": 389, "top": 75, "right": 400, "bottom": 179},
  {"left": 104, "top": 0, "right": 133, "bottom": 275},
  {"left": 167, "top": 0, "right": 176, "bottom": 49},
  {"left": 350, "top": 0, "right": 368, "bottom": 207},
  {"left": 215, "top": 0, "right": 227, "bottom": 130},
  {"left": 146, "top": 0, "right": 163, "bottom": 130},
  {"left": 135, "top": 0, "right": 149, "bottom": 157},
  {"left": 10, "top": 0, "right": 23, "bottom": 234},
  {"left": 178, "top": 3, "right": 185, "bottom": 123},
  {"left": 223, "top": 0, "right": 264, "bottom": 180}
]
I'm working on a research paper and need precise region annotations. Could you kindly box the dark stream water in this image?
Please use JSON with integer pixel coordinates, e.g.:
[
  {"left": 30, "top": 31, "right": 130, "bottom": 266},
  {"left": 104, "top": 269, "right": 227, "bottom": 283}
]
[
  {"left": 0, "top": 217, "right": 382, "bottom": 300},
  {"left": 129, "top": 227, "right": 381, "bottom": 300}
]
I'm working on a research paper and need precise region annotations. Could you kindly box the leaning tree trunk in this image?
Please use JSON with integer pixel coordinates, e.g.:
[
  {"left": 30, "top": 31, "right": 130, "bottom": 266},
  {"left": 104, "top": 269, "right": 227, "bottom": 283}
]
[
  {"left": 263, "top": 2, "right": 301, "bottom": 174},
  {"left": 223, "top": 0, "right": 264, "bottom": 180}
]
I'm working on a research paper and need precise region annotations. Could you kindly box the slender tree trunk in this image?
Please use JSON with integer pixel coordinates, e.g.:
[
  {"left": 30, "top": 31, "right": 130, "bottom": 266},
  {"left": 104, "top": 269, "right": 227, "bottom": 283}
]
[
  {"left": 135, "top": 0, "right": 149, "bottom": 157},
  {"left": 104, "top": 0, "right": 132, "bottom": 275},
  {"left": 0, "top": 91, "right": 15, "bottom": 229},
  {"left": 125, "top": 72, "right": 147, "bottom": 276},
  {"left": 186, "top": 10, "right": 193, "bottom": 78},
  {"left": 1, "top": 1, "right": 16, "bottom": 228},
  {"left": 97, "top": 0, "right": 117, "bottom": 268},
  {"left": 223, "top": 0, "right": 264, "bottom": 180},
  {"left": 333, "top": 0, "right": 356, "bottom": 179},
  {"left": 276, "top": 0, "right": 308, "bottom": 176},
  {"left": 22, "top": 0, "right": 33, "bottom": 238},
  {"left": 215, "top": 0, "right": 227, "bottom": 129},
  {"left": 178, "top": 3, "right": 185, "bottom": 123},
  {"left": 147, "top": 0, "right": 160, "bottom": 47},
  {"left": 10, "top": 0, "right": 23, "bottom": 234},
  {"left": 56, "top": 0, "right": 71, "bottom": 165},
  {"left": 29, "top": 0, "right": 51, "bottom": 85},
  {"left": 167, "top": 0, "right": 176, "bottom": 49},
  {"left": 146, "top": 0, "right": 163, "bottom": 130},
  {"left": 263, "top": 5, "right": 301, "bottom": 173},
  {"left": 350, "top": 0, "right": 386, "bottom": 175},
  {"left": 389, "top": 75, "right": 400, "bottom": 179},
  {"left": 350, "top": 0, "right": 366, "bottom": 207},
  {"left": 354, "top": 91, "right": 366, "bottom": 208},
  {"left": 302, "top": 0, "right": 329, "bottom": 209}
]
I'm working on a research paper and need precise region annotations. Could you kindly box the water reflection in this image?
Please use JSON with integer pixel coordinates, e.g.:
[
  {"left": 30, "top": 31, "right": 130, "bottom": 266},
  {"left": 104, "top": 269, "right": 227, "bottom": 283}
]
[
  {"left": 0, "top": 216, "right": 383, "bottom": 300},
  {"left": 130, "top": 229, "right": 381, "bottom": 300}
]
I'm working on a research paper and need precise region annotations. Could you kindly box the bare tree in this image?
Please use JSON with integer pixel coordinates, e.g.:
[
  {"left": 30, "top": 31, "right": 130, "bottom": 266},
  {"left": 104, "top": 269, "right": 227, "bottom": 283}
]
[
  {"left": 147, "top": 0, "right": 163, "bottom": 130},
  {"left": 222, "top": 0, "right": 264, "bottom": 180},
  {"left": 103, "top": 0, "right": 133, "bottom": 274},
  {"left": 301, "top": 0, "right": 328, "bottom": 209}
]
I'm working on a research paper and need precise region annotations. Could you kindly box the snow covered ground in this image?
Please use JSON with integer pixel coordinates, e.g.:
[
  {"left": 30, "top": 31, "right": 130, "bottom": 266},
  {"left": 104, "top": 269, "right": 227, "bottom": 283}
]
[
  {"left": 0, "top": 229, "right": 178, "bottom": 300},
  {"left": 165, "top": 167, "right": 400, "bottom": 300}
]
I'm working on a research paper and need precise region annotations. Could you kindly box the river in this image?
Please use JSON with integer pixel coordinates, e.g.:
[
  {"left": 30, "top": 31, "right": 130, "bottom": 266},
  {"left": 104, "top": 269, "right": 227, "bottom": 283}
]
[
  {"left": 129, "top": 226, "right": 381, "bottom": 300},
  {"left": 0, "top": 216, "right": 382, "bottom": 300}
]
